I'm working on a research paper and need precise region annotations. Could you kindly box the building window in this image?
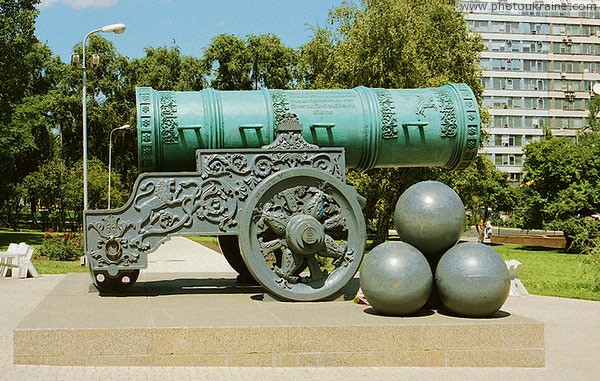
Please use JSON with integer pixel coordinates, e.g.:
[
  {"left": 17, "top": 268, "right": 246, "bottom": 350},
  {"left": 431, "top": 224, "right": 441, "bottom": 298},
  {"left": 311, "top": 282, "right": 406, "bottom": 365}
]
[{"left": 509, "top": 173, "right": 522, "bottom": 182}]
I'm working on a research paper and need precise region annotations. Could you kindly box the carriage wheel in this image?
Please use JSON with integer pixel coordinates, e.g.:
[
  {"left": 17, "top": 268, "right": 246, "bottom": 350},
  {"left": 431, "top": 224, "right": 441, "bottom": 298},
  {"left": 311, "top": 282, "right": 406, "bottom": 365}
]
[
  {"left": 217, "top": 235, "right": 256, "bottom": 283},
  {"left": 238, "top": 168, "right": 365, "bottom": 301},
  {"left": 92, "top": 269, "right": 140, "bottom": 293}
]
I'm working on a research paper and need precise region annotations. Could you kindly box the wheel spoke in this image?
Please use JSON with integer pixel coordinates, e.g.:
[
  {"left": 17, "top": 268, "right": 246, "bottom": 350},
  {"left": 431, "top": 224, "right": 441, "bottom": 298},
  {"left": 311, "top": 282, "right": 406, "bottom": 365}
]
[
  {"left": 259, "top": 237, "right": 286, "bottom": 257},
  {"left": 274, "top": 247, "right": 305, "bottom": 283},
  {"left": 306, "top": 256, "right": 327, "bottom": 283}
]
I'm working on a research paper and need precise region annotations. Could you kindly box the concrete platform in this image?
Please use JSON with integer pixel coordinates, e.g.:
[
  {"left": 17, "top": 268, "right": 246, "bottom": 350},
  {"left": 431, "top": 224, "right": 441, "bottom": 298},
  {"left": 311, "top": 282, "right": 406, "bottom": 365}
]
[{"left": 14, "top": 272, "right": 544, "bottom": 367}]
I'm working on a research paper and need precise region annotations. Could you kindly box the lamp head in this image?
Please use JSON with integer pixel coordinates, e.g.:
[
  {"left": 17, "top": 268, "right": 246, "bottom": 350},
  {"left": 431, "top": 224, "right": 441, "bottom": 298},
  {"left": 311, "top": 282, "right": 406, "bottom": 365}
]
[
  {"left": 71, "top": 53, "right": 81, "bottom": 67},
  {"left": 101, "top": 23, "right": 126, "bottom": 34},
  {"left": 90, "top": 54, "right": 100, "bottom": 69}
]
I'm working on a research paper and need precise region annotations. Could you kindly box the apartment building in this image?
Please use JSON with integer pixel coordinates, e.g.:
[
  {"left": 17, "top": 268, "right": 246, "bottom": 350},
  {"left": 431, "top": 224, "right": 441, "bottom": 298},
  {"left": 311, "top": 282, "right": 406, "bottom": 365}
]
[{"left": 461, "top": 0, "right": 600, "bottom": 182}]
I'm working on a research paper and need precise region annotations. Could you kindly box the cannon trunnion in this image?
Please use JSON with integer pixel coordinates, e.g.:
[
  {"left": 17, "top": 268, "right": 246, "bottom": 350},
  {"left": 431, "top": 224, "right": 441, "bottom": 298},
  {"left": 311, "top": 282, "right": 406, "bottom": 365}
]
[{"left": 85, "top": 84, "right": 481, "bottom": 301}]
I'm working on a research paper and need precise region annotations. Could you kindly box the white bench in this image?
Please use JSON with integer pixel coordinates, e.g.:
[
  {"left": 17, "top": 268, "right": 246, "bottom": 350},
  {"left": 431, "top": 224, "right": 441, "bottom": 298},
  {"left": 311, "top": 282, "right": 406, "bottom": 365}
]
[
  {"left": 505, "top": 259, "right": 529, "bottom": 296},
  {"left": 0, "top": 242, "right": 39, "bottom": 279}
]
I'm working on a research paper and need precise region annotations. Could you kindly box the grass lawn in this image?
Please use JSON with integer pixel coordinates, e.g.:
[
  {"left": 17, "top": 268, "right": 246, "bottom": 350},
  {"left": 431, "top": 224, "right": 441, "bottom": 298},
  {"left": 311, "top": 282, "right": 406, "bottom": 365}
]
[
  {"left": 31, "top": 259, "right": 87, "bottom": 274},
  {"left": 187, "top": 235, "right": 221, "bottom": 253},
  {"left": 493, "top": 244, "right": 599, "bottom": 301},
  {"left": 0, "top": 230, "right": 45, "bottom": 250},
  {"left": 2, "top": 230, "right": 597, "bottom": 301}
]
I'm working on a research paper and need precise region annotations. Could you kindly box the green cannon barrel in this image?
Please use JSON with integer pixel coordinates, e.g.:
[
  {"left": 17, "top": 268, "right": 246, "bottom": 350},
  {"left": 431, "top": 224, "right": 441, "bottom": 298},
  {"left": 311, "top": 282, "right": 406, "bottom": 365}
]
[{"left": 136, "top": 84, "right": 480, "bottom": 172}]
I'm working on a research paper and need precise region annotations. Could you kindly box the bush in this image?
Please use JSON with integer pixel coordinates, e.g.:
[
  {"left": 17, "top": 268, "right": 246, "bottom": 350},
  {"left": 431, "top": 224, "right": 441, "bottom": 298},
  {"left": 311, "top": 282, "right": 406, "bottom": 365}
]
[
  {"left": 40, "top": 231, "right": 83, "bottom": 261},
  {"left": 547, "top": 217, "right": 600, "bottom": 252}
]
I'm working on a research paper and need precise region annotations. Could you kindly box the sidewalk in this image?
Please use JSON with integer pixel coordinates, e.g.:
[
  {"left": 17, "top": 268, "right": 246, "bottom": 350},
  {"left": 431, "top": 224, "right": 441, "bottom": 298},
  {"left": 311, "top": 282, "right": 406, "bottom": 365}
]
[
  {"left": 146, "top": 236, "right": 236, "bottom": 274},
  {"left": 0, "top": 237, "right": 599, "bottom": 380}
]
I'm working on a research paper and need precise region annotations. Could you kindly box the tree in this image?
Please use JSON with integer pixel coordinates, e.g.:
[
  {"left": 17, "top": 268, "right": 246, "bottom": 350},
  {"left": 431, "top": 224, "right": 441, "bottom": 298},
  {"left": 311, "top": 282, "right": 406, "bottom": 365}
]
[
  {"left": 300, "top": 0, "right": 483, "bottom": 94},
  {"left": 297, "top": 27, "right": 337, "bottom": 89},
  {"left": 0, "top": 0, "right": 41, "bottom": 122},
  {"left": 347, "top": 168, "right": 436, "bottom": 245},
  {"left": 128, "top": 45, "right": 207, "bottom": 91},
  {"left": 589, "top": 94, "right": 600, "bottom": 132},
  {"left": 203, "top": 33, "right": 298, "bottom": 90},
  {"left": 438, "top": 156, "right": 517, "bottom": 224},
  {"left": 203, "top": 34, "right": 252, "bottom": 90},
  {"left": 0, "top": 1, "right": 52, "bottom": 228},
  {"left": 521, "top": 131, "right": 600, "bottom": 250},
  {"left": 300, "top": 0, "right": 485, "bottom": 245},
  {"left": 246, "top": 34, "right": 298, "bottom": 89},
  {"left": 18, "top": 160, "right": 73, "bottom": 231}
]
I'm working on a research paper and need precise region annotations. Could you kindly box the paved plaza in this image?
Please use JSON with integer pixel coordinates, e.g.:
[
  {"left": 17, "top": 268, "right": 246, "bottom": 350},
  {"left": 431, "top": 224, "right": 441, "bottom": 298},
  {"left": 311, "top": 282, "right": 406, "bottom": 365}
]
[{"left": 0, "top": 237, "right": 599, "bottom": 380}]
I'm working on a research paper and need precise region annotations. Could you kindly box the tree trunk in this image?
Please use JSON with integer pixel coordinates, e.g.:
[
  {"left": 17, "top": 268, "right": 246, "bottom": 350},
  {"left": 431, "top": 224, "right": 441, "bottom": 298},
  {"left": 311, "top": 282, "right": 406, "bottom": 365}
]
[
  {"left": 31, "top": 200, "right": 39, "bottom": 230},
  {"left": 369, "top": 207, "right": 393, "bottom": 249}
]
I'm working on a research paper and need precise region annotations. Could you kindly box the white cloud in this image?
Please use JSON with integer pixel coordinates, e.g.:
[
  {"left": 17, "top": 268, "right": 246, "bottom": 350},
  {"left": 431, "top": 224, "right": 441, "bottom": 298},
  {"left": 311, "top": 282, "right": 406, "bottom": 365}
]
[{"left": 38, "top": 0, "right": 118, "bottom": 9}]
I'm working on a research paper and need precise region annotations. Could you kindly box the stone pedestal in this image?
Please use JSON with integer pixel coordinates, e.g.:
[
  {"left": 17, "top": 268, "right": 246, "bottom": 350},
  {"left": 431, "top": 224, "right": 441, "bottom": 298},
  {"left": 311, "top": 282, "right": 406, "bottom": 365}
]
[{"left": 14, "top": 273, "right": 544, "bottom": 367}]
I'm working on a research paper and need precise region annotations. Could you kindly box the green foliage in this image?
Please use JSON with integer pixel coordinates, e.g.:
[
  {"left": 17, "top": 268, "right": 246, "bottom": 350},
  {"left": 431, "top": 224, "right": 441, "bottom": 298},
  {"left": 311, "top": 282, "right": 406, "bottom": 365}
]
[
  {"left": 64, "top": 158, "right": 127, "bottom": 211},
  {"left": 546, "top": 217, "right": 600, "bottom": 253},
  {"left": 347, "top": 168, "right": 435, "bottom": 246},
  {"left": 39, "top": 231, "right": 83, "bottom": 261},
  {"left": 203, "top": 33, "right": 298, "bottom": 90},
  {"left": 521, "top": 129, "right": 600, "bottom": 250},
  {"left": 246, "top": 34, "right": 298, "bottom": 89},
  {"left": 0, "top": 0, "right": 41, "bottom": 120},
  {"left": 589, "top": 94, "right": 600, "bottom": 132},
  {"left": 18, "top": 160, "right": 72, "bottom": 230},
  {"left": 300, "top": 0, "right": 484, "bottom": 95},
  {"left": 17, "top": 159, "right": 126, "bottom": 231},
  {"left": 129, "top": 45, "right": 207, "bottom": 91},
  {"left": 203, "top": 34, "right": 252, "bottom": 90},
  {"left": 439, "top": 156, "right": 517, "bottom": 224}
]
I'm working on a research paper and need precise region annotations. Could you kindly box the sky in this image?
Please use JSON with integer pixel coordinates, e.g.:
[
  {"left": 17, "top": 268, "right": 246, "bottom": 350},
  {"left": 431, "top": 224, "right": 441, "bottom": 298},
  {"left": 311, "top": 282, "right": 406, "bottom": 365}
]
[{"left": 35, "top": 0, "right": 345, "bottom": 62}]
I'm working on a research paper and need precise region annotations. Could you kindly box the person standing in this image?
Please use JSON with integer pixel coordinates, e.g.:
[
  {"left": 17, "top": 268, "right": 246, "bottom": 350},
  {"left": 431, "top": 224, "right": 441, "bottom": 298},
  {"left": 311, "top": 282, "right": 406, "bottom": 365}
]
[
  {"left": 476, "top": 220, "right": 485, "bottom": 242},
  {"left": 485, "top": 220, "right": 493, "bottom": 241}
]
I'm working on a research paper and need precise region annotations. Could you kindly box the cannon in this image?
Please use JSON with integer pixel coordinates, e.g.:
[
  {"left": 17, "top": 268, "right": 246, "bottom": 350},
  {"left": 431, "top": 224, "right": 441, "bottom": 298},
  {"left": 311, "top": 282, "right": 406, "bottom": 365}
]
[{"left": 85, "top": 84, "right": 481, "bottom": 301}]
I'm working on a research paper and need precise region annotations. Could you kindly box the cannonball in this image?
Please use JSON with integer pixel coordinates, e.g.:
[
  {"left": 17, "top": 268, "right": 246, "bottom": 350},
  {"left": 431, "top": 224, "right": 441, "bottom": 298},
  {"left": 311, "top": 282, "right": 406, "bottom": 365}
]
[
  {"left": 360, "top": 241, "right": 432, "bottom": 316},
  {"left": 394, "top": 181, "right": 465, "bottom": 258},
  {"left": 435, "top": 242, "right": 510, "bottom": 317}
]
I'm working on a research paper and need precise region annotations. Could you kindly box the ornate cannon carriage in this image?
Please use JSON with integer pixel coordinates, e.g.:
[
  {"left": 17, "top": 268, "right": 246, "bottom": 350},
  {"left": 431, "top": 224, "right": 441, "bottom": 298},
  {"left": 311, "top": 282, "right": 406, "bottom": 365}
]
[{"left": 85, "top": 84, "right": 481, "bottom": 301}]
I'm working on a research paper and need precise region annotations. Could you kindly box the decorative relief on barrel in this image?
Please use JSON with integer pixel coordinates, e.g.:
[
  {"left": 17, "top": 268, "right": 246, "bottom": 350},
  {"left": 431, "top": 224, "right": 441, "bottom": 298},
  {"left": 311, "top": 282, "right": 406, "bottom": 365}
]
[
  {"left": 415, "top": 90, "right": 458, "bottom": 138},
  {"left": 159, "top": 91, "right": 179, "bottom": 144},
  {"left": 437, "top": 90, "right": 458, "bottom": 138},
  {"left": 454, "top": 84, "right": 480, "bottom": 170},
  {"left": 270, "top": 90, "right": 291, "bottom": 128},
  {"left": 374, "top": 89, "right": 398, "bottom": 139},
  {"left": 137, "top": 88, "right": 155, "bottom": 172}
]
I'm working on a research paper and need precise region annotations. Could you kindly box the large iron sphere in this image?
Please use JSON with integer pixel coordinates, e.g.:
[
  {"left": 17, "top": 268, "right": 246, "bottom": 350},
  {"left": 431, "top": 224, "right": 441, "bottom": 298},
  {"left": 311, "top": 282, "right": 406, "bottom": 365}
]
[
  {"left": 435, "top": 242, "right": 510, "bottom": 317},
  {"left": 394, "top": 181, "right": 465, "bottom": 258},
  {"left": 360, "top": 242, "right": 432, "bottom": 316}
]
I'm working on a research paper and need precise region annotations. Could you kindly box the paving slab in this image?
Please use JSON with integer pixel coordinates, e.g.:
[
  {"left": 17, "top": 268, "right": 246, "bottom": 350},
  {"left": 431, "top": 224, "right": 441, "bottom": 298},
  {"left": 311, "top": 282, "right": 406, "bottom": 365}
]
[{"left": 146, "top": 236, "right": 236, "bottom": 274}]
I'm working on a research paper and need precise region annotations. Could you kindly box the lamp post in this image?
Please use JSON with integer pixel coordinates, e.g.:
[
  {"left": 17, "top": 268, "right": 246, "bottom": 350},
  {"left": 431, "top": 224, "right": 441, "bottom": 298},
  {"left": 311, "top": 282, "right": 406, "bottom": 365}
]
[
  {"left": 78, "top": 23, "right": 126, "bottom": 212},
  {"left": 108, "top": 124, "right": 131, "bottom": 209}
]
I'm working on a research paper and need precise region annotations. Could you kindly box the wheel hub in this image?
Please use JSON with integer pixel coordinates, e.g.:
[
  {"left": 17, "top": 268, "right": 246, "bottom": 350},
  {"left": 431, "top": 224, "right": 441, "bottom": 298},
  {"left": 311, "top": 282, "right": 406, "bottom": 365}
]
[{"left": 285, "top": 214, "right": 325, "bottom": 255}]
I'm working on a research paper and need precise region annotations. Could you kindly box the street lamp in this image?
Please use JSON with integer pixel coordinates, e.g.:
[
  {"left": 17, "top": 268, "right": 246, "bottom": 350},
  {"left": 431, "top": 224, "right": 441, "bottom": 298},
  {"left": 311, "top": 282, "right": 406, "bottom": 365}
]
[
  {"left": 74, "top": 23, "right": 126, "bottom": 212},
  {"left": 108, "top": 124, "right": 131, "bottom": 209}
]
